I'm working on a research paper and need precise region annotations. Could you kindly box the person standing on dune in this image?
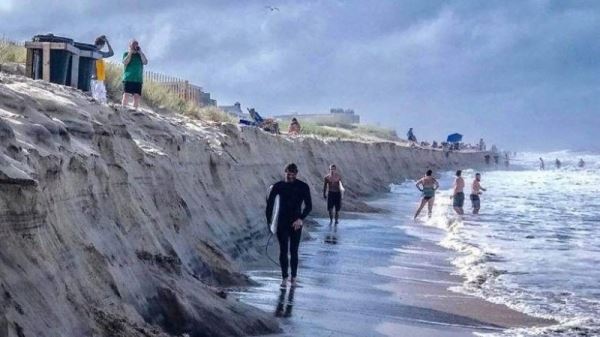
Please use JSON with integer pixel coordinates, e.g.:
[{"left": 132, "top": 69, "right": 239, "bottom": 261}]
[
  {"left": 121, "top": 39, "right": 148, "bottom": 111},
  {"left": 407, "top": 128, "right": 417, "bottom": 143},
  {"left": 91, "top": 35, "right": 113, "bottom": 103}
]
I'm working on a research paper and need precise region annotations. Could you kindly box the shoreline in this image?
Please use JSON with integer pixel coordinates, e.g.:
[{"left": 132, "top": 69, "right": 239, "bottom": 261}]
[{"left": 236, "top": 192, "right": 554, "bottom": 337}]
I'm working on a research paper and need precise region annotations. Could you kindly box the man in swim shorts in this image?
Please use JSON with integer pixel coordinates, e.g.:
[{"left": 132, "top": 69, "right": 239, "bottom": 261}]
[
  {"left": 266, "top": 163, "right": 312, "bottom": 287},
  {"left": 452, "top": 170, "right": 465, "bottom": 215},
  {"left": 323, "top": 164, "right": 343, "bottom": 225},
  {"left": 414, "top": 169, "right": 439, "bottom": 219},
  {"left": 470, "top": 173, "right": 487, "bottom": 214}
]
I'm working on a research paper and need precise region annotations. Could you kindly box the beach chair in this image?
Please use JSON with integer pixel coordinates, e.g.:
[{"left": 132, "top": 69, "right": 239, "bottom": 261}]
[
  {"left": 245, "top": 108, "right": 280, "bottom": 134},
  {"left": 248, "top": 108, "right": 264, "bottom": 124}
]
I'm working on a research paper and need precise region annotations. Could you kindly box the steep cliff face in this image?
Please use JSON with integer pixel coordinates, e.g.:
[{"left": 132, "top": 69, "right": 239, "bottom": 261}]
[{"left": 0, "top": 73, "right": 487, "bottom": 337}]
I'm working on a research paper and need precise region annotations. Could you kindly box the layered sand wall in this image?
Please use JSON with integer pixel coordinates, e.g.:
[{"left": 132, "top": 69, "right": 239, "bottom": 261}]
[{"left": 0, "top": 73, "right": 488, "bottom": 337}]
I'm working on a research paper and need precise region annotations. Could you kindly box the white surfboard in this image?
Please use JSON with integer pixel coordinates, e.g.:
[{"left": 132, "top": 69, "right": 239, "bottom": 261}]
[
  {"left": 270, "top": 195, "right": 280, "bottom": 234},
  {"left": 339, "top": 181, "right": 345, "bottom": 199}
]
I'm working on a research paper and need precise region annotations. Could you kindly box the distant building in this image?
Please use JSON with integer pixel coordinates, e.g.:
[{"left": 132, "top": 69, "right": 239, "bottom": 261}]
[
  {"left": 200, "top": 91, "right": 217, "bottom": 107},
  {"left": 274, "top": 108, "right": 360, "bottom": 125},
  {"left": 218, "top": 102, "right": 248, "bottom": 119}
]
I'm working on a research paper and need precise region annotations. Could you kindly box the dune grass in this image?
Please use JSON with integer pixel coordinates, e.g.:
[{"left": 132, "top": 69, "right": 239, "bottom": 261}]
[
  {"left": 296, "top": 121, "right": 399, "bottom": 141},
  {"left": 353, "top": 124, "right": 399, "bottom": 141},
  {"left": 104, "top": 62, "right": 234, "bottom": 123},
  {"left": 299, "top": 122, "right": 358, "bottom": 139},
  {"left": 0, "top": 40, "right": 26, "bottom": 64}
]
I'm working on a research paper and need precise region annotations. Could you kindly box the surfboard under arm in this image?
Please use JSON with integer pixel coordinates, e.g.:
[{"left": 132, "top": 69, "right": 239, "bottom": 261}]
[{"left": 270, "top": 195, "right": 280, "bottom": 234}]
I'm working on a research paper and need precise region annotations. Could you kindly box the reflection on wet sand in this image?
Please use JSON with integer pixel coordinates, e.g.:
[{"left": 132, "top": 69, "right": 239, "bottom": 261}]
[
  {"left": 274, "top": 287, "right": 296, "bottom": 318},
  {"left": 324, "top": 224, "right": 338, "bottom": 245},
  {"left": 236, "top": 193, "right": 550, "bottom": 337}
]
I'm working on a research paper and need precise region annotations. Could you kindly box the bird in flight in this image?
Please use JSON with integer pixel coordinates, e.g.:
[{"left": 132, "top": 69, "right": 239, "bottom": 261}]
[{"left": 265, "top": 6, "right": 279, "bottom": 11}]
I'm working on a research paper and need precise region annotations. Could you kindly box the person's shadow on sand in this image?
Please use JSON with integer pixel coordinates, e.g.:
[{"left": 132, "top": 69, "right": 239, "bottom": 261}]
[{"left": 274, "top": 287, "right": 296, "bottom": 318}]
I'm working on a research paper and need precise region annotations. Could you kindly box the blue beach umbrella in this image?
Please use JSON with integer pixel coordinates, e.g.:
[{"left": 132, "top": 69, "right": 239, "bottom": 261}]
[{"left": 447, "top": 133, "right": 463, "bottom": 143}]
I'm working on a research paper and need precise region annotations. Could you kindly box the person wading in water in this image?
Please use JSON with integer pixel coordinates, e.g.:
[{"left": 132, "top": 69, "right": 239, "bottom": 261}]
[{"left": 414, "top": 169, "right": 439, "bottom": 219}]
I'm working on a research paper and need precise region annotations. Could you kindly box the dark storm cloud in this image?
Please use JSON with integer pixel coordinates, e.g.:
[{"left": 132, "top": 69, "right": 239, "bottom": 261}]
[{"left": 1, "top": 0, "right": 599, "bottom": 150}]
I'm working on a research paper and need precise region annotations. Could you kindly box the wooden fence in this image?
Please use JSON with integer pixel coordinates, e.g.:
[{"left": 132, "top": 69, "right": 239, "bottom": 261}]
[
  {"left": 108, "top": 61, "right": 213, "bottom": 106},
  {"left": 144, "top": 70, "right": 205, "bottom": 104}
]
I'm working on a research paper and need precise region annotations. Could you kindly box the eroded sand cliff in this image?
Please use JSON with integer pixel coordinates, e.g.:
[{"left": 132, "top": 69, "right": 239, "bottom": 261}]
[{"left": 0, "top": 73, "right": 487, "bottom": 337}]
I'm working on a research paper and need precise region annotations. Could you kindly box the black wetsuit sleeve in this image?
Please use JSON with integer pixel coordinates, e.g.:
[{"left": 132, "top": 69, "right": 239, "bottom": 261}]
[
  {"left": 266, "top": 184, "right": 277, "bottom": 224},
  {"left": 300, "top": 183, "right": 312, "bottom": 220}
]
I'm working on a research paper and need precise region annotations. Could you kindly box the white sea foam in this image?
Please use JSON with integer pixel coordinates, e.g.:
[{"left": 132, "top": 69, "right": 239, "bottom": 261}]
[{"left": 395, "top": 151, "right": 600, "bottom": 336}]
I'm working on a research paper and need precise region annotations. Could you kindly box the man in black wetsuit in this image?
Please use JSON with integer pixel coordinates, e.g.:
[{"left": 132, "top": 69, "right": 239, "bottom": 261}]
[{"left": 266, "top": 163, "right": 312, "bottom": 287}]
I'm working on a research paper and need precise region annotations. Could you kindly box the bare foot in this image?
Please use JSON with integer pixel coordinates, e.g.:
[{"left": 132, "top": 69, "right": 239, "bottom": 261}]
[
  {"left": 280, "top": 278, "right": 288, "bottom": 287},
  {"left": 290, "top": 278, "right": 298, "bottom": 287}
]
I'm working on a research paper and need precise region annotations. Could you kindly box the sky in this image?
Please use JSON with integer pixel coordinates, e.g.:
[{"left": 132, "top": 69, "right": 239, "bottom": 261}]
[{"left": 1, "top": 0, "right": 599, "bottom": 151}]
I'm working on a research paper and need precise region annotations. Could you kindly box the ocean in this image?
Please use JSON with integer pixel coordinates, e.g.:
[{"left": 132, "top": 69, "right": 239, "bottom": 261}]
[{"left": 399, "top": 151, "right": 600, "bottom": 337}]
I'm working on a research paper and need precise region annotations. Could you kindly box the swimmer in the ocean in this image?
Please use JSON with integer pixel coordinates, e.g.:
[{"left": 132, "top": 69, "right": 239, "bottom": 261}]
[
  {"left": 414, "top": 169, "right": 439, "bottom": 219},
  {"left": 452, "top": 170, "right": 465, "bottom": 215},
  {"left": 470, "top": 173, "right": 487, "bottom": 214}
]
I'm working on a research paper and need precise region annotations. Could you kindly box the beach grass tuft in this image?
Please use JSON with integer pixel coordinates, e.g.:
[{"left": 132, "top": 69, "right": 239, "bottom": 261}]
[
  {"left": 354, "top": 124, "right": 399, "bottom": 141},
  {"left": 297, "top": 121, "right": 398, "bottom": 141},
  {"left": 299, "top": 122, "right": 358, "bottom": 139},
  {"left": 0, "top": 40, "right": 26, "bottom": 64}
]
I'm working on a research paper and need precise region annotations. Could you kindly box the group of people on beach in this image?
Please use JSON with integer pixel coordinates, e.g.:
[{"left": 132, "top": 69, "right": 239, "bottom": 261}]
[
  {"left": 90, "top": 35, "right": 148, "bottom": 111},
  {"left": 265, "top": 161, "right": 489, "bottom": 287},
  {"left": 413, "top": 170, "right": 486, "bottom": 219}
]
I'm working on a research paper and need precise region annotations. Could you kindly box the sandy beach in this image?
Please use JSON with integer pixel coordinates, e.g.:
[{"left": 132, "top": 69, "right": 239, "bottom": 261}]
[{"left": 235, "top": 193, "right": 554, "bottom": 337}]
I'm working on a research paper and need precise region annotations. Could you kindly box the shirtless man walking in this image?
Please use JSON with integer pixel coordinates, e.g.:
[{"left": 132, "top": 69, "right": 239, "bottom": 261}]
[
  {"left": 452, "top": 170, "right": 465, "bottom": 215},
  {"left": 470, "top": 173, "right": 487, "bottom": 214},
  {"left": 414, "top": 169, "right": 440, "bottom": 219},
  {"left": 323, "top": 164, "right": 343, "bottom": 225}
]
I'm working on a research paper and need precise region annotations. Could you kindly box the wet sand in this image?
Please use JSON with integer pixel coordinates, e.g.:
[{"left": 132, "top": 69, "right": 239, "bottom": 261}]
[{"left": 233, "top": 194, "right": 554, "bottom": 337}]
